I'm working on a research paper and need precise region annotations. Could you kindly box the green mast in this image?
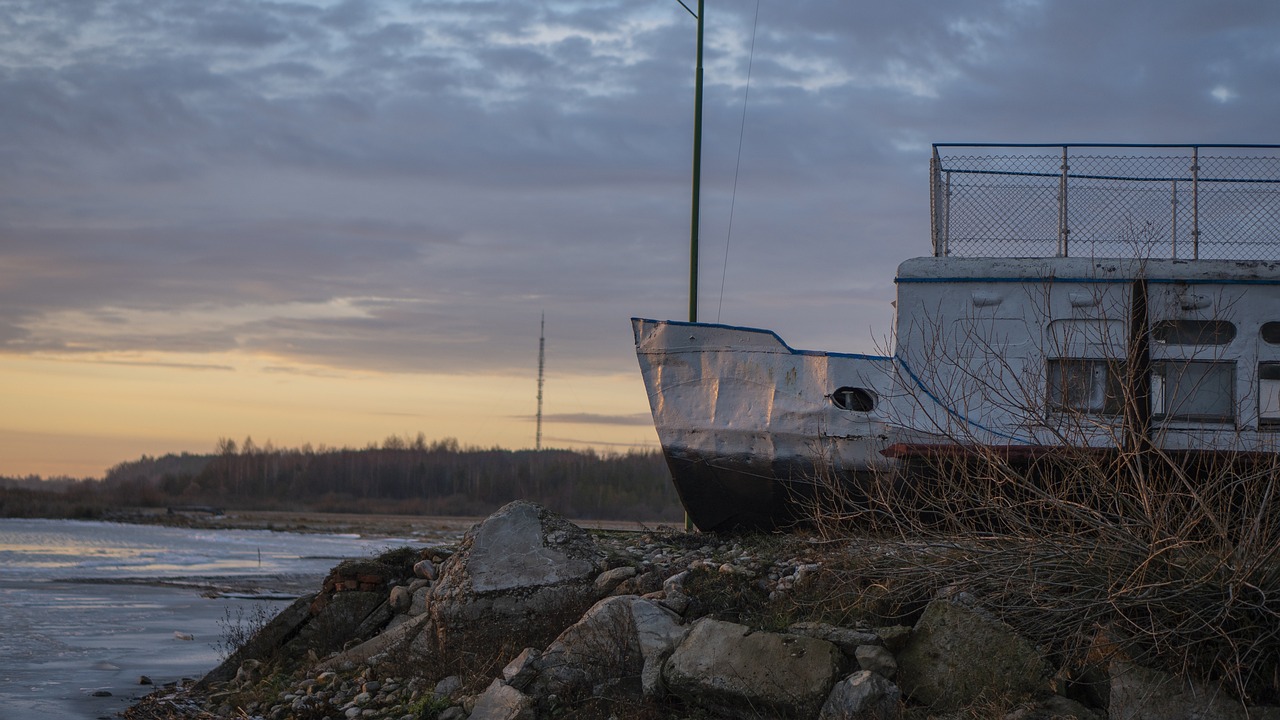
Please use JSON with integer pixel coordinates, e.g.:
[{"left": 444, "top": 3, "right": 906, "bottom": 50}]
[
  {"left": 675, "top": 0, "right": 705, "bottom": 532},
  {"left": 689, "top": 0, "right": 704, "bottom": 323}
]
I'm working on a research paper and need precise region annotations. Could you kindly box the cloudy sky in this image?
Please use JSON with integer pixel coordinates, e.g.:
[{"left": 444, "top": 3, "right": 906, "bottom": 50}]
[{"left": 2, "top": 0, "right": 1278, "bottom": 477}]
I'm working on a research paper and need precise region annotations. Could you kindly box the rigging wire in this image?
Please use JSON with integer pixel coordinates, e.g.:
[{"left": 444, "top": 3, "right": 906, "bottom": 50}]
[{"left": 716, "top": 0, "right": 761, "bottom": 323}]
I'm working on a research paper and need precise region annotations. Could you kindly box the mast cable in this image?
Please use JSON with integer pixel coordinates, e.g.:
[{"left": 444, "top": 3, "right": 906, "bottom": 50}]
[{"left": 716, "top": 0, "right": 761, "bottom": 323}]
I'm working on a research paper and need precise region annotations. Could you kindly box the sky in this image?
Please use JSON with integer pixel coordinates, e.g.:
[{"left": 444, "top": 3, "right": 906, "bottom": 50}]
[{"left": 2, "top": 0, "right": 1279, "bottom": 478}]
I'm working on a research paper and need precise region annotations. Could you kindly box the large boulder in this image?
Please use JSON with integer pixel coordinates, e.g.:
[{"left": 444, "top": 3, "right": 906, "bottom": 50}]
[
  {"left": 426, "top": 501, "right": 606, "bottom": 658},
  {"left": 663, "top": 617, "right": 843, "bottom": 719},
  {"left": 530, "top": 594, "right": 686, "bottom": 700},
  {"left": 896, "top": 594, "right": 1048, "bottom": 711}
]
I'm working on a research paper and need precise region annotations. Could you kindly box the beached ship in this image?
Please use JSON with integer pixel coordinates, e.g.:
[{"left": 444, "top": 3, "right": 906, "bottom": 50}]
[{"left": 634, "top": 144, "right": 1280, "bottom": 530}]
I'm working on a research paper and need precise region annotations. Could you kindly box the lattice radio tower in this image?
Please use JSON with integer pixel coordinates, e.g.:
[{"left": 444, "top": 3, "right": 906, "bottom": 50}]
[{"left": 536, "top": 312, "right": 545, "bottom": 451}]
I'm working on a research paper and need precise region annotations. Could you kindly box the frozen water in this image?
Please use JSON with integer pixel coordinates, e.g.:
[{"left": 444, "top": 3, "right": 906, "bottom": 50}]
[{"left": 0, "top": 518, "right": 441, "bottom": 719}]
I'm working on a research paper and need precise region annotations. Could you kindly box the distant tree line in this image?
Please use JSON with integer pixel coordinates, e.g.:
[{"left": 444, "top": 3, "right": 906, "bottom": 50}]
[{"left": 0, "top": 436, "right": 684, "bottom": 522}]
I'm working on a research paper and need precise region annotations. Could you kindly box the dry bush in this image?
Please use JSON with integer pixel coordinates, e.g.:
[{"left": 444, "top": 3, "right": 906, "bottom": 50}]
[
  {"left": 809, "top": 441, "right": 1280, "bottom": 703},
  {"left": 802, "top": 275, "right": 1280, "bottom": 705}
]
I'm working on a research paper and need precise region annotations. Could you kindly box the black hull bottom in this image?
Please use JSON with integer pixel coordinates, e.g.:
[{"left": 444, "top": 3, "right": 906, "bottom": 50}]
[
  {"left": 666, "top": 444, "right": 1280, "bottom": 535},
  {"left": 662, "top": 449, "right": 877, "bottom": 531}
]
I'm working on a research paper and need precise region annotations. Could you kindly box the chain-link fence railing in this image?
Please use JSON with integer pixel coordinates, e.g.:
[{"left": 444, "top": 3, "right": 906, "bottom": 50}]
[{"left": 931, "top": 145, "right": 1280, "bottom": 260}]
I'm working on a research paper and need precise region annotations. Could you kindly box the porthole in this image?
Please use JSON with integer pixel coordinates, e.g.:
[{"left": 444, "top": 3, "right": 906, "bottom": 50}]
[
  {"left": 832, "top": 386, "right": 875, "bottom": 412},
  {"left": 1262, "top": 322, "right": 1280, "bottom": 345}
]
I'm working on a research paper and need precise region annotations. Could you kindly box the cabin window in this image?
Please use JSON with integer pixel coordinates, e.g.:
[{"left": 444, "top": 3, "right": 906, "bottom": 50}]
[
  {"left": 1260, "top": 363, "right": 1280, "bottom": 429},
  {"left": 1261, "top": 322, "right": 1280, "bottom": 345},
  {"left": 832, "top": 386, "right": 875, "bottom": 412},
  {"left": 1151, "top": 361, "right": 1234, "bottom": 422},
  {"left": 1046, "top": 358, "right": 1124, "bottom": 415},
  {"left": 1151, "top": 319, "right": 1236, "bottom": 346}
]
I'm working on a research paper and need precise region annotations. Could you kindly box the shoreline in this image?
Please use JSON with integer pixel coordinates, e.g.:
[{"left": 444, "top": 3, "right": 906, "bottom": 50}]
[{"left": 97, "top": 507, "right": 669, "bottom": 538}]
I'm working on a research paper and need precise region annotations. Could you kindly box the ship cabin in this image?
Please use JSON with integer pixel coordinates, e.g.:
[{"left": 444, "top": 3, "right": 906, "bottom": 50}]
[{"left": 887, "top": 144, "right": 1280, "bottom": 460}]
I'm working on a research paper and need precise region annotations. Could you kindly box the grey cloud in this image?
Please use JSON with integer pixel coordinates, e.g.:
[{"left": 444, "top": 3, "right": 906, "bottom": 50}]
[
  {"left": 2, "top": 0, "right": 1279, "bottom": 381},
  {"left": 193, "top": 10, "right": 290, "bottom": 48}
]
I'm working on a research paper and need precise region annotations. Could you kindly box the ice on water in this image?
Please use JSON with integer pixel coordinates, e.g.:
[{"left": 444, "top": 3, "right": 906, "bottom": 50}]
[{"left": 0, "top": 518, "right": 430, "bottom": 719}]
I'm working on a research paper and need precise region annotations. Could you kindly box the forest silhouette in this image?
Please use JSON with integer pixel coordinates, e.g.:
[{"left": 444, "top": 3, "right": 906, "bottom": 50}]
[{"left": 0, "top": 435, "right": 684, "bottom": 522}]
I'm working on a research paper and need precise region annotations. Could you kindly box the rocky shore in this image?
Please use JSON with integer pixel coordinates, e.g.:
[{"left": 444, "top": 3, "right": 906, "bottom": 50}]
[{"left": 127, "top": 501, "right": 1280, "bottom": 720}]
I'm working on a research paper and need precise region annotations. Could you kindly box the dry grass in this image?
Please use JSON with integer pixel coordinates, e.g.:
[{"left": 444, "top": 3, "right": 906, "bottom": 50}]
[{"left": 804, "top": 444, "right": 1280, "bottom": 706}]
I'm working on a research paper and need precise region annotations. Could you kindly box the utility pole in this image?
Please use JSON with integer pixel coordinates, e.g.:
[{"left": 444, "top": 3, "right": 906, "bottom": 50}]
[{"left": 536, "top": 312, "right": 545, "bottom": 451}]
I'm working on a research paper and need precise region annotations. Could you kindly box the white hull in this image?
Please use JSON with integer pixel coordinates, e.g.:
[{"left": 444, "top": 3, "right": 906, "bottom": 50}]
[{"left": 635, "top": 256, "right": 1280, "bottom": 530}]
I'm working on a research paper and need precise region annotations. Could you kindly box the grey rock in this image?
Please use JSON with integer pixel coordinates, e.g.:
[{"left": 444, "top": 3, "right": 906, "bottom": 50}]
[
  {"left": 438, "top": 708, "right": 466, "bottom": 720},
  {"left": 197, "top": 592, "right": 316, "bottom": 687},
  {"left": 409, "top": 585, "right": 431, "bottom": 616},
  {"left": 388, "top": 585, "right": 412, "bottom": 613},
  {"left": 429, "top": 501, "right": 604, "bottom": 657},
  {"left": 594, "top": 565, "right": 637, "bottom": 593},
  {"left": 658, "top": 593, "right": 689, "bottom": 615},
  {"left": 664, "top": 617, "right": 842, "bottom": 719},
  {"left": 641, "top": 646, "right": 673, "bottom": 700},
  {"left": 435, "top": 675, "right": 463, "bottom": 698},
  {"left": 414, "top": 558, "right": 437, "bottom": 581},
  {"left": 874, "top": 625, "right": 913, "bottom": 653},
  {"left": 531, "top": 595, "right": 684, "bottom": 699},
  {"left": 897, "top": 597, "right": 1048, "bottom": 711},
  {"left": 1109, "top": 661, "right": 1245, "bottom": 720},
  {"left": 659, "top": 570, "right": 691, "bottom": 615},
  {"left": 1002, "top": 694, "right": 1101, "bottom": 720},
  {"left": 629, "top": 595, "right": 688, "bottom": 660},
  {"left": 502, "top": 647, "right": 541, "bottom": 691},
  {"left": 382, "top": 611, "right": 412, "bottom": 634},
  {"left": 819, "top": 670, "right": 902, "bottom": 720},
  {"left": 855, "top": 645, "right": 897, "bottom": 679},
  {"left": 443, "top": 501, "right": 596, "bottom": 595},
  {"left": 317, "top": 612, "right": 434, "bottom": 671},
  {"left": 662, "top": 570, "right": 689, "bottom": 596},
  {"left": 348, "top": 597, "right": 395, "bottom": 642},
  {"left": 469, "top": 679, "right": 534, "bottom": 720},
  {"left": 234, "top": 659, "right": 263, "bottom": 687},
  {"left": 789, "top": 621, "right": 882, "bottom": 655}
]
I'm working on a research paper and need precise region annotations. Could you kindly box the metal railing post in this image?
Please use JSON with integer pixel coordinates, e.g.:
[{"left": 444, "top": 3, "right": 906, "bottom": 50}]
[
  {"left": 944, "top": 171, "right": 952, "bottom": 256},
  {"left": 930, "top": 147, "right": 942, "bottom": 256},
  {"left": 1058, "top": 145, "right": 1070, "bottom": 257},
  {"left": 929, "top": 149, "right": 938, "bottom": 255},
  {"left": 1170, "top": 179, "right": 1178, "bottom": 259},
  {"left": 1191, "top": 146, "right": 1200, "bottom": 260}
]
